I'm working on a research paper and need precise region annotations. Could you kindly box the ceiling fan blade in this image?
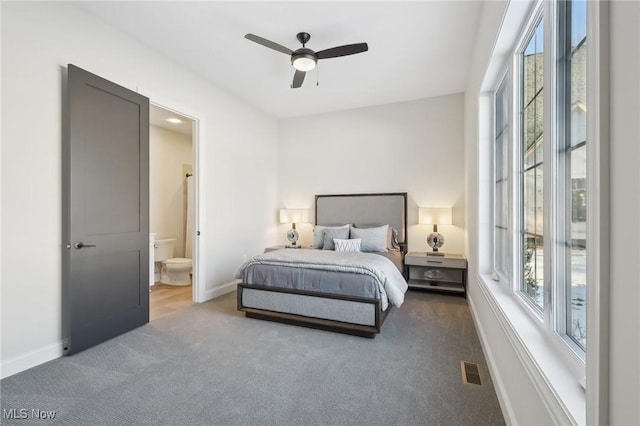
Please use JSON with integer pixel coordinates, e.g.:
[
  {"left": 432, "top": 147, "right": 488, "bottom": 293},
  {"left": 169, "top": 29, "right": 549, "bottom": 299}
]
[
  {"left": 316, "top": 43, "right": 368, "bottom": 60},
  {"left": 244, "top": 33, "right": 293, "bottom": 55},
  {"left": 292, "top": 70, "right": 306, "bottom": 88}
]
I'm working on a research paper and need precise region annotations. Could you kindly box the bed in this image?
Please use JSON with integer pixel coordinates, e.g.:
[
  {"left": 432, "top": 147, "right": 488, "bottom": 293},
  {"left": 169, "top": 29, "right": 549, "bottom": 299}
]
[{"left": 236, "top": 192, "right": 408, "bottom": 338}]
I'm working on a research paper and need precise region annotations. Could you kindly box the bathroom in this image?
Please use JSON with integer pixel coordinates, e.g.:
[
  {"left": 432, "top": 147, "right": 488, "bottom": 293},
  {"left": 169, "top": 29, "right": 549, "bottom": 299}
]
[{"left": 149, "top": 104, "right": 195, "bottom": 320}]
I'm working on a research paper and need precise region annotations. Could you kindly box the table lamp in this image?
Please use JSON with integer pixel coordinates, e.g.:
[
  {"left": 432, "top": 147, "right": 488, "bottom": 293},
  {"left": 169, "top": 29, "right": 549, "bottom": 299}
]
[
  {"left": 418, "top": 207, "right": 452, "bottom": 256},
  {"left": 279, "top": 208, "right": 309, "bottom": 248}
]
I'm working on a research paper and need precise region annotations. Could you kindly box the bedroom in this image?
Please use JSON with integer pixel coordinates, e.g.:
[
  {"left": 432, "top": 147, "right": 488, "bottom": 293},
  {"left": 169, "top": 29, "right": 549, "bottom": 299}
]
[{"left": 1, "top": 1, "right": 639, "bottom": 425}]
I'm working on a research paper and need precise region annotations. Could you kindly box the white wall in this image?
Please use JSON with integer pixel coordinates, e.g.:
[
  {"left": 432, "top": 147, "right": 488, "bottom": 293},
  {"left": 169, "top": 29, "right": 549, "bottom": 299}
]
[
  {"left": 0, "top": 2, "right": 278, "bottom": 377},
  {"left": 465, "top": 1, "right": 640, "bottom": 425},
  {"left": 277, "top": 95, "right": 466, "bottom": 253},
  {"left": 150, "top": 126, "right": 192, "bottom": 259}
]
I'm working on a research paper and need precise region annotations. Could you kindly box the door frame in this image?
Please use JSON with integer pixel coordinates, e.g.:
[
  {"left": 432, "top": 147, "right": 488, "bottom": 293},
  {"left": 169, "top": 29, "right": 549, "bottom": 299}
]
[{"left": 141, "top": 88, "right": 203, "bottom": 303}]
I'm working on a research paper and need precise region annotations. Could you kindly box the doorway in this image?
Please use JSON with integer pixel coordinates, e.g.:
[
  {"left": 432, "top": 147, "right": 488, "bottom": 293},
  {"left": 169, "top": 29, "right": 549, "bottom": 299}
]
[{"left": 148, "top": 103, "right": 198, "bottom": 320}]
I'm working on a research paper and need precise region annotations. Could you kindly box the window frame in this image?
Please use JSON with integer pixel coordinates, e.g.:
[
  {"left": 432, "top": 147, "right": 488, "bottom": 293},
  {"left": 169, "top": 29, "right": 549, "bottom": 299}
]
[
  {"left": 481, "top": 0, "right": 609, "bottom": 423},
  {"left": 516, "top": 8, "right": 546, "bottom": 315},
  {"left": 557, "top": 0, "right": 588, "bottom": 353},
  {"left": 490, "top": 0, "right": 587, "bottom": 363},
  {"left": 493, "top": 72, "right": 511, "bottom": 284}
]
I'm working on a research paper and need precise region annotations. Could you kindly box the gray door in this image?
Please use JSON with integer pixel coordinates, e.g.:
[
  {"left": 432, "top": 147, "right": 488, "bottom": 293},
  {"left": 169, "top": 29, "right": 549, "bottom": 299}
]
[{"left": 62, "top": 64, "right": 149, "bottom": 355}]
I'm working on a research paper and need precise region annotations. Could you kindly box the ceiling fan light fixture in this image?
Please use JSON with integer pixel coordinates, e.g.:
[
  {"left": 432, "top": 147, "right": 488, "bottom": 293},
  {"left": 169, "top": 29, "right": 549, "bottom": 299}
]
[
  {"left": 245, "top": 32, "right": 367, "bottom": 88},
  {"left": 292, "top": 54, "right": 317, "bottom": 72}
]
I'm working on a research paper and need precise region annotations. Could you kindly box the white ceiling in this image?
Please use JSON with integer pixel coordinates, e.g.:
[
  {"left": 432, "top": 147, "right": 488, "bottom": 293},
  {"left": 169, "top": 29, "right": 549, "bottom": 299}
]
[
  {"left": 76, "top": 1, "right": 484, "bottom": 119},
  {"left": 150, "top": 104, "right": 194, "bottom": 136}
]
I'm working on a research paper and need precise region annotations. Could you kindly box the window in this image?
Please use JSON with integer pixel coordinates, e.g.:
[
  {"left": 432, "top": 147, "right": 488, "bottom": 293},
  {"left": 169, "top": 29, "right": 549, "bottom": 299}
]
[
  {"left": 494, "top": 76, "right": 510, "bottom": 280},
  {"left": 520, "top": 17, "right": 545, "bottom": 311},
  {"left": 492, "top": 0, "right": 588, "bottom": 353},
  {"left": 563, "top": 0, "right": 587, "bottom": 350}
]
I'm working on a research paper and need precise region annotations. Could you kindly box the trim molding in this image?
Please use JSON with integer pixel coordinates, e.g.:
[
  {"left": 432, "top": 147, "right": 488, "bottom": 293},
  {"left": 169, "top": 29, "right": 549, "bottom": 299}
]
[
  {"left": 201, "top": 280, "right": 238, "bottom": 302},
  {"left": 473, "top": 275, "right": 582, "bottom": 425},
  {"left": 1, "top": 339, "right": 67, "bottom": 379},
  {"left": 2, "top": 280, "right": 238, "bottom": 378},
  {"left": 467, "top": 294, "right": 517, "bottom": 425},
  {"left": 585, "top": 0, "right": 610, "bottom": 423}
]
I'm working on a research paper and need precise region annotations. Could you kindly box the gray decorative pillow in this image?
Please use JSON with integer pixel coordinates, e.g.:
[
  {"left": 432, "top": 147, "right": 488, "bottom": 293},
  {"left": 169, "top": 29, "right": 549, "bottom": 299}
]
[
  {"left": 322, "top": 227, "right": 350, "bottom": 250},
  {"left": 351, "top": 224, "right": 400, "bottom": 251},
  {"left": 350, "top": 225, "right": 389, "bottom": 252},
  {"left": 313, "top": 224, "right": 349, "bottom": 249}
]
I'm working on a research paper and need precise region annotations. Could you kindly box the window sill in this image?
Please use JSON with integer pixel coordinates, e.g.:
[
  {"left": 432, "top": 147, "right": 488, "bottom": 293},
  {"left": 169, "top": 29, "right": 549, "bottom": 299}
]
[{"left": 473, "top": 273, "right": 585, "bottom": 425}]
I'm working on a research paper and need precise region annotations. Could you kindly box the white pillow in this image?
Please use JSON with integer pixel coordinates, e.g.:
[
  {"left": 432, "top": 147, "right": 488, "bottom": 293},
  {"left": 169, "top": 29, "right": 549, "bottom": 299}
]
[
  {"left": 349, "top": 225, "right": 389, "bottom": 252},
  {"left": 312, "top": 224, "right": 349, "bottom": 249},
  {"left": 333, "top": 238, "right": 361, "bottom": 253}
]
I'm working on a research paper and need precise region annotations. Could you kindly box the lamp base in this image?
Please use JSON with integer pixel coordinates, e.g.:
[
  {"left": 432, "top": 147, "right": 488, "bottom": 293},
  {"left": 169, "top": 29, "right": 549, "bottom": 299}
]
[
  {"left": 285, "top": 244, "right": 301, "bottom": 249},
  {"left": 286, "top": 228, "right": 299, "bottom": 247},
  {"left": 426, "top": 231, "right": 445, "bottom": 254}
]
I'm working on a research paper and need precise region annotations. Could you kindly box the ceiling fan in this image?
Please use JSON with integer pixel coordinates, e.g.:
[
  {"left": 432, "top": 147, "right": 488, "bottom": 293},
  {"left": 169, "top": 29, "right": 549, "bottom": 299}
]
[{"left": 244, "top": 32, "right": 368, "bottom": 88}]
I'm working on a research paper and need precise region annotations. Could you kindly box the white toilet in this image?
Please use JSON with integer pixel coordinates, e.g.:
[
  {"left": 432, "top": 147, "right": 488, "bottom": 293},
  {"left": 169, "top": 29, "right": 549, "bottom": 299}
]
[{"left": 154, "top": 238, "right": 192, "bottom": 286}]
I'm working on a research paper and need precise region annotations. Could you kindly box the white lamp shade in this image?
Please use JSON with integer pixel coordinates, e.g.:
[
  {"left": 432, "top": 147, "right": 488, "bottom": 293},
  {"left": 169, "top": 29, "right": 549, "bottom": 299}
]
[
  {"left": 279, "top": 208, "right": 309, "bottom": 224},
  {"left": 418, "top": 207, "right": 452, "bottom": 225}
]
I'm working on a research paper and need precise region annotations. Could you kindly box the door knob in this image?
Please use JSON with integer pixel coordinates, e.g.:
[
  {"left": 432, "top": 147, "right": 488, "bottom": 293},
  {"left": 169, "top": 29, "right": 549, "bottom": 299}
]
[{"left": 74, "top": 242, "right": 96, "bottom": 249}]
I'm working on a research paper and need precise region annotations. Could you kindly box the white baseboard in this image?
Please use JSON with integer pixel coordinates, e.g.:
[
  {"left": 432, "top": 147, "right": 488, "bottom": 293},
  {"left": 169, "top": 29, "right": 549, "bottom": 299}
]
[
  {"left": 467, "top": 292, "right": 517, "bottom": 425},
  {"left": 199, "top": 279, "right": 238, "bottom": 302},
  {"left": 1, "top": 339, "right": 67, "bottom": 379},
  {"left": 2, "top": 282, "right": 239, "bottom": 378}
]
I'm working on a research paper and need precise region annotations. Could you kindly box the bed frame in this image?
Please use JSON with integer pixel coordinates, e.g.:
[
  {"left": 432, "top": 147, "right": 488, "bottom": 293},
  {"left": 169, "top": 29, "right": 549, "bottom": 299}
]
[{"left": 237, "top": 192, "right": 407, "bottom": 338}]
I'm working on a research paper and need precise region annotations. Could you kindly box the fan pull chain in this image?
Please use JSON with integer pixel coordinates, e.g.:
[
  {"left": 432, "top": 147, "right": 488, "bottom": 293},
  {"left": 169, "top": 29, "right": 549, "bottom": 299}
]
[{"left": 316, "top": 64, "right": 320, "bottom": 87}]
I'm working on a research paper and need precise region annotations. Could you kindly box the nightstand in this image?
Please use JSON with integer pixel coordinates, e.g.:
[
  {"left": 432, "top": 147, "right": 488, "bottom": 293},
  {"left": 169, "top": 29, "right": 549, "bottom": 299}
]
[
  {"left": 404, "top": 252, "right": 468, "bottom": 298},
  {"left": 264, "top": 245, "right": 304, "bottom": 253}
]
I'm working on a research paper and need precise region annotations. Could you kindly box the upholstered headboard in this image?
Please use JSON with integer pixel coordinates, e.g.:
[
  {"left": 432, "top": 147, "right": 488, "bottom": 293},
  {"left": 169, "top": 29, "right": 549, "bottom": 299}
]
[{"left": 315, "top": 192, "right": 408, "bottom": 248}]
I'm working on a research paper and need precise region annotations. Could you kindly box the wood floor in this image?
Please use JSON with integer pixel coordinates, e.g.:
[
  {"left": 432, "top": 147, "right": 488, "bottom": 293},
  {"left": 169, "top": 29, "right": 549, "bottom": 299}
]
[{"left": 149, "top": 283, "right": 193, "bottom": 321}]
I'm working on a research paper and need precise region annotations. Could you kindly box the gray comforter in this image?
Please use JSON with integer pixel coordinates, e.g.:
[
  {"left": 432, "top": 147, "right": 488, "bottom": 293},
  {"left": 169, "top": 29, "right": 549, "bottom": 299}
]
[{"left": 235, "top": 249, "right": 408, "bottom": 310}]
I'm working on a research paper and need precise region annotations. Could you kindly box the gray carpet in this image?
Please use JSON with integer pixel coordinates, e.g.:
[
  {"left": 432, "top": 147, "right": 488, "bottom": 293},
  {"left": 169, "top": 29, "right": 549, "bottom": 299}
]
[{"left": 0, "top": 290, "right": 505, "bottom": 426}]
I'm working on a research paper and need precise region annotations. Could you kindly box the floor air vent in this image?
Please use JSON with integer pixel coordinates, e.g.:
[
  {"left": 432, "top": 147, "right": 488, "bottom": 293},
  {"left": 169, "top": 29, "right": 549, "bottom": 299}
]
[{"left": 461, "top": 360, "right": 482, "bottom": 385}]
